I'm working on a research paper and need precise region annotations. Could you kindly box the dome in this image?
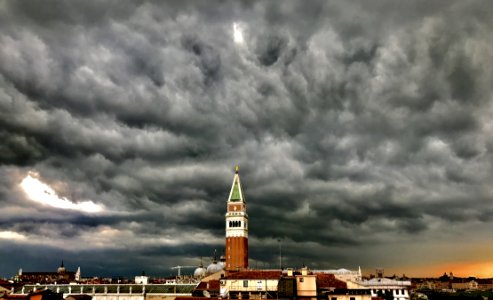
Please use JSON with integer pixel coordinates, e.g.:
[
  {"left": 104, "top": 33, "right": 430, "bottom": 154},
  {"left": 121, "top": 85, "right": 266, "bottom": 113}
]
[
  {"left": 206, "top": 249, "right": 224, "bottom": 274},
  {"left": 57, "top": 261, "right": 66, "bottom": 274},
  {"left": 206, "top": 262, "right": 224, "bottom": 274},
  {"left": 219, "top": 255, "right": 226, "bottom": 268},
  {"left": 194, "top": 266, "right": 206, "bottom": 277}
]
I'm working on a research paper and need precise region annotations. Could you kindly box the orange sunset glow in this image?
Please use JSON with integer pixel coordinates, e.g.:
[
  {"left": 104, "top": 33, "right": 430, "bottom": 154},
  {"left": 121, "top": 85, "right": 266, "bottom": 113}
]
[
  {"left": 431, "top": 262, "right": 493, "bottom": 278},
  {"left": 383, "top": 261, "right": 493, "bottom": 278}
]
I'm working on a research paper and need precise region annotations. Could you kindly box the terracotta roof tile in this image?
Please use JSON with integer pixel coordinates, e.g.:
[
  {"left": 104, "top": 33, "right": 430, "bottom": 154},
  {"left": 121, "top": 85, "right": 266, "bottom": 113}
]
[
  {"left": 207, "top": 280, "right": 220, "bottom": 291},
  {"left": 226, "top": 271, "right": 281, "bottom": 280},
  {"left": 316, "top": 274, "right": 347, "bottom": 289}
]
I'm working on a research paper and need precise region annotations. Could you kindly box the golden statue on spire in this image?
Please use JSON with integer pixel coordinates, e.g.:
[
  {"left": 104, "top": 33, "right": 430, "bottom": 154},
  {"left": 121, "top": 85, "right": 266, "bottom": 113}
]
[{"left": 235, "top": 165, "right": 239, "bottom": 173}]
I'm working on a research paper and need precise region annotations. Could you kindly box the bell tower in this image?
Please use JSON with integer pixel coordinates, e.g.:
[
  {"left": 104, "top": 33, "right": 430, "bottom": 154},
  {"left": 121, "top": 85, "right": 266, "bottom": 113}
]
[{"left": 225, "top": 166, "right": 248, "bottom": 270}]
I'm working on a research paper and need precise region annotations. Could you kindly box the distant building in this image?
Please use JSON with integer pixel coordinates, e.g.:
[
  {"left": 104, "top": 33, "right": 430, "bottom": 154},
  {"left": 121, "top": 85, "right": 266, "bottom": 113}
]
[
  {"left": 14, "top": 262, "right": 77, "bottom": 284},
  {"left": 312, "top": 268, "right": 362, "bottom": 282},
  {"left": 135, "top": 275, "right": 149, "bottom": 285},
  {"left": 412, "top": 274, "right": 493, "bottom": 293},
  {"left": 450, "top": 278, "right": 478, "bottom": 291},
  {"left": 476, "top": 278, "right": 493, "bottom": 291}
]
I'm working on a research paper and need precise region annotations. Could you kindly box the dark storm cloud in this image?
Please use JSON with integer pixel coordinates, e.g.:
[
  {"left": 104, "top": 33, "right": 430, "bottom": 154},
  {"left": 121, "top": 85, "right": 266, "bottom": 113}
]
[{"left": 1, "top": 0, "right": 493, "bottom": 278}]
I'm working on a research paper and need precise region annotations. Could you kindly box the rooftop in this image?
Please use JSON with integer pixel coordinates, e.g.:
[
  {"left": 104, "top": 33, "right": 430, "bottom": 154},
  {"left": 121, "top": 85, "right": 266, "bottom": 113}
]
[
  {"left": 316, "top": 274, "right": 347, "bottom": 289},
  {"left": 359, "top": 278, "right": 411, "bottom": 287},
  {"left": 225, "top": 271, "right": 282, "bottom": 280}
]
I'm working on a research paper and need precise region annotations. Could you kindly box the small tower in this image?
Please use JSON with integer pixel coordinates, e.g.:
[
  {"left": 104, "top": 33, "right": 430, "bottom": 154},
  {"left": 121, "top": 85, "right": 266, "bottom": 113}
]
[
  {"left": 225, "top": 166, "right": 248, "bottom": 270},
  {"left": 75, "top": 267, "right": 81, "bottom": 281}
]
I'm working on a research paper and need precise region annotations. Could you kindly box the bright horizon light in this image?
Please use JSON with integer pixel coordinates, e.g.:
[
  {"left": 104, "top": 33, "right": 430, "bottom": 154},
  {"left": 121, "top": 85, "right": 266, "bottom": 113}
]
[
  {"left": 0, "top": 231, "right": 26, "bottom": 240},
  {"left": 20, "top": 172, "right": 104, "bottom": 213},
  {"left": 233, "top": 22, "right": 244, "bottom": 44}
]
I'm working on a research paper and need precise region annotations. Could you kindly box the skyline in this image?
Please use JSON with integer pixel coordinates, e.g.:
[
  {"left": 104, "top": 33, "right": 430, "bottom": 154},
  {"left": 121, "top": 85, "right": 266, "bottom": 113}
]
[{"left": 1, "top": 0, "right": 493, "bottom": 279}]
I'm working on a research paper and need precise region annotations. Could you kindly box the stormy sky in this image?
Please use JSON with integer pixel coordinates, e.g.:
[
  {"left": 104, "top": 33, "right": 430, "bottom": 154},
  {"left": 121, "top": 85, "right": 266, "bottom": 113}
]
[{"left": 1, "top": 0, "right": 493, "bottom": 279}]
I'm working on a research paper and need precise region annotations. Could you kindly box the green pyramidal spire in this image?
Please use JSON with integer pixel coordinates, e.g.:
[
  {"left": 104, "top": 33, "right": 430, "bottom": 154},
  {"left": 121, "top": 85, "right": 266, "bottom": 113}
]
[
  {"left": 228, "top": 165, "right": 245, "bottom": 202},
  {"left": 230, "top": 181, "right": 241, "bottom": 201}
]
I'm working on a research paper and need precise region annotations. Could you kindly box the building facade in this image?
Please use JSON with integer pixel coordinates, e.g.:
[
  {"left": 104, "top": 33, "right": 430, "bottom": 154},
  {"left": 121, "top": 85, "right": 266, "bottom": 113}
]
[
  {"left": 219, "top": 271, "right": 281, "bottom": 299},
  {"left": 14, "top": 263, "right": 77, "bottom": 284},
  {"left": 346, "top": 278, "right": 411, "bottom": 300},
  {"left": 16, "top": 284, "right": 196, "bottom": 300},
  {"left": 225, "top": 166, "right": 248, "bottom": 271},
  {"left": 279, "top": 269, "right": 371, "bottom": 300},
  {"left": 313, "top": 268, "right": 362, "bottom": 282}
]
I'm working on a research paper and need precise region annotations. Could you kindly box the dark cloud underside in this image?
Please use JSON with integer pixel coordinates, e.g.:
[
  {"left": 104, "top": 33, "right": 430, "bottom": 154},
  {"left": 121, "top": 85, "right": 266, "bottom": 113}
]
[{"left": 1, "top": 0, "right": 493, "bottom": 278}]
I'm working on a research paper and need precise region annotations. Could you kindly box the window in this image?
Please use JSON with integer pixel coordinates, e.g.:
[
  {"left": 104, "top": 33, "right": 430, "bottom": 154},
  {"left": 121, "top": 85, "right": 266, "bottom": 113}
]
[
  {"left": 243, "top": 280, "right": 248, "bottom": 287},
  {"left": 331, "top": 297, "right": 337, "bottom": 300},
  {"left": 299, "top": 278, "right": 304, "bottom": 282},
  {"left": 350, "top": 297, "right": 355, "bottom": 300}
]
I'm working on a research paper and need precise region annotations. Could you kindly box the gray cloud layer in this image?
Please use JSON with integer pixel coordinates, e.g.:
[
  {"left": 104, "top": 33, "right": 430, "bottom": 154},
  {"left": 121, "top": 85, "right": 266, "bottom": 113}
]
[{"left": 1, "top": 0, "right": 493, "bottom": 278}]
